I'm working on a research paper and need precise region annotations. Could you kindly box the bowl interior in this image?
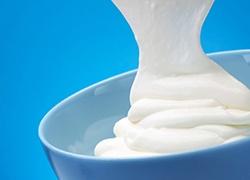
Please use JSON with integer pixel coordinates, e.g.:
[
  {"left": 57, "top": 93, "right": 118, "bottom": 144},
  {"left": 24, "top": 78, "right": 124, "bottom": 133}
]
[
  {"left": 209, "top": 51, "right": 250, "bottom": 87},
  {"left": 40, "top": 72, "right": 135, "bottom": 156},
  {"left": 39, "top": 50, "right": 250, "bottom": 157}
]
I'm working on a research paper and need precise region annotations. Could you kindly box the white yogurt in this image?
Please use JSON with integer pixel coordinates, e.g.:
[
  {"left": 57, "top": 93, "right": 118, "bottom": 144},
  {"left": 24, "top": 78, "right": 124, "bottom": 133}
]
[{"left": 95, "top": 0, "right": 250, "bottom": 157}]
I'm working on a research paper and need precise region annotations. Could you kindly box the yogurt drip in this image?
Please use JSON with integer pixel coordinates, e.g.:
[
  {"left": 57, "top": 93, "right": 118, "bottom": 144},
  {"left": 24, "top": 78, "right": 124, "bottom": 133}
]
[{"left": 95, "top": 0, "right": 250, "bottom": 157}]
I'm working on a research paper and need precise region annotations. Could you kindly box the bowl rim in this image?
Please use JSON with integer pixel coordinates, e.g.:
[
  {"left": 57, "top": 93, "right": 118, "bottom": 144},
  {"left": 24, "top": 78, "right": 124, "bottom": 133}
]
[{"left": 38, "top": 49, "right": 250, "bottom": 161}]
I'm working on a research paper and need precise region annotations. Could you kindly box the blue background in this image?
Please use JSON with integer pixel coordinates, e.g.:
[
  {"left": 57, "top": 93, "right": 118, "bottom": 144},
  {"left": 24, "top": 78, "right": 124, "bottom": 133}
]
[{"left": 1, "top": 0, "right": 250, "bottom": 179}]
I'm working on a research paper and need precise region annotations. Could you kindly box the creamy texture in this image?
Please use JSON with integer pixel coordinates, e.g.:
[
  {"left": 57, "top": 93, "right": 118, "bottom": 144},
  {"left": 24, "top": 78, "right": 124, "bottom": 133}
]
[{"left": 95, "top": 0, "right": 250, "bottom": 157}]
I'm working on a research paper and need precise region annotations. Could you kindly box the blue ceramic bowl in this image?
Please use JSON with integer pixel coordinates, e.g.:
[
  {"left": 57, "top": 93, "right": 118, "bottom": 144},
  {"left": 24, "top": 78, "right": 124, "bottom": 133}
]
[{"left": 39, "top": 50, "right": 250, "bottom": 180}]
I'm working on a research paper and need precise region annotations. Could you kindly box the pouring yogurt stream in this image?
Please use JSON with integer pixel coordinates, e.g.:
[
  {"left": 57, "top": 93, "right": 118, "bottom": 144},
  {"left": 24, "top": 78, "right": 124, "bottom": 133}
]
[{"left": 94, "top": 0, "right": 250, "bottom": 157}]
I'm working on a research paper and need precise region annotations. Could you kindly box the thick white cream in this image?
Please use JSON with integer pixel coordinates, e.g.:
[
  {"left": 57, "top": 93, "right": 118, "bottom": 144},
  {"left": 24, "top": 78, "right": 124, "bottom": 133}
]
[{"left": 95, "top": 0, "right": 250, "bottom": 157}]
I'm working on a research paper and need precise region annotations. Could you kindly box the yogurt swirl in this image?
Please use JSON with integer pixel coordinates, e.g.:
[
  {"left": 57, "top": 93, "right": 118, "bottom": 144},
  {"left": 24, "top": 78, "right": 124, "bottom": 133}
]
[{"left": 95, "top": 0, "right": 250, "bottom": 157}]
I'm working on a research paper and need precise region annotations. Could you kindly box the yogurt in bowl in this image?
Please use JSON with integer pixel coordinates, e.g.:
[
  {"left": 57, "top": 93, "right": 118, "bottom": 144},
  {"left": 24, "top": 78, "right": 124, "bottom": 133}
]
[
  {"left": 39, "top": 0, "right": 250, "bottom": 179},
  {"left": 95, "top": 0, "right": 250, "bottom": 157},
  {"left": 38, "top": 50, "right": 250, "bottom": 180}
]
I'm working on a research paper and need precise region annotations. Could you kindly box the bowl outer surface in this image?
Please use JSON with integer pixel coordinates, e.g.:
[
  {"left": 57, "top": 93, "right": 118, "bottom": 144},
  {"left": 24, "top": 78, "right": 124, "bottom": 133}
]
[
  {"left": 44, "top": 137, "right": 250, "bottom": 180},
  {"left": 39, "top": 50, "right": 250, "bottom": 180}
]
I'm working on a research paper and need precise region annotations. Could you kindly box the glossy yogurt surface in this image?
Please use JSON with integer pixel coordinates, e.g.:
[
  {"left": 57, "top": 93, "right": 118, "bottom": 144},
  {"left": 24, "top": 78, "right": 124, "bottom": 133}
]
[{"left": 95, "top": 0, "right": 250, "bottom": 157}]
